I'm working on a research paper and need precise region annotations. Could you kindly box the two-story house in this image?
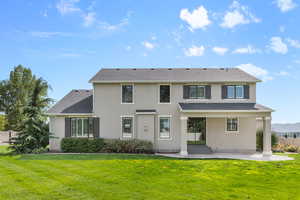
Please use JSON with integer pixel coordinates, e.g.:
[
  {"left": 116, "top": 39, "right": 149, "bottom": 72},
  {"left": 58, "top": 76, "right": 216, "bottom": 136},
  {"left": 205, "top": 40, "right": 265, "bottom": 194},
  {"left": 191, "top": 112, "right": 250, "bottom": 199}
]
[{"left": 47, "top": 68, "right": 273, "bottom": 155}]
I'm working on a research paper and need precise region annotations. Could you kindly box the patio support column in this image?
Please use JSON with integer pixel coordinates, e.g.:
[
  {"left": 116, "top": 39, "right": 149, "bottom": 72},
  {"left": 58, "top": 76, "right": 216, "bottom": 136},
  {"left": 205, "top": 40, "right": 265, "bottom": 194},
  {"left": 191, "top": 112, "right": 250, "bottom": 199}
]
[
  {"left": 263, "top": 116, "right": 272, "bottom": 156},
  {"left": 180, "top": 116, "right": 188, "bottom": 156}
]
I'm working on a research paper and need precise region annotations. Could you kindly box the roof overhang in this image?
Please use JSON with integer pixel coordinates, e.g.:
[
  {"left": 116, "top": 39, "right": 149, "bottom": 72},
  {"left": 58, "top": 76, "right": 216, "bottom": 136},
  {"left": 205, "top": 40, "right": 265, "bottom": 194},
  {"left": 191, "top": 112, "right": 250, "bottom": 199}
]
[
  {"left": 46, "top": 113, "right": 94, "bottom": 117},
  {"left": 178, "top": 103, "right": 274, "bottom": 113},
  {"left": 90, "top": 80, "right": 261, "bottom": 84}
]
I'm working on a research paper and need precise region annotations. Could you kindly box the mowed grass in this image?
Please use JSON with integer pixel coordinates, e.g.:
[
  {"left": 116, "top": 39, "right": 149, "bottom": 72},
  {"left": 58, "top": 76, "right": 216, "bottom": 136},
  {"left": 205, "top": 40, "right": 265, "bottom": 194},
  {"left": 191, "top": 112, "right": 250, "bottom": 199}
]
[{"left": 0, "top": 146, "right": 300, "bottom": 200}]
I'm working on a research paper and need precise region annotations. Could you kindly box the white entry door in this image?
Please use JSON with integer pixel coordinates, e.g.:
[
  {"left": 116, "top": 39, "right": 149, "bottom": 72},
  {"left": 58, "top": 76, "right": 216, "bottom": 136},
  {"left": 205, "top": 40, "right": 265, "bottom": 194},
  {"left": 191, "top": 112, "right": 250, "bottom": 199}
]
[{"left": 137, "top": 115, "right": 155, "bottom": 142}]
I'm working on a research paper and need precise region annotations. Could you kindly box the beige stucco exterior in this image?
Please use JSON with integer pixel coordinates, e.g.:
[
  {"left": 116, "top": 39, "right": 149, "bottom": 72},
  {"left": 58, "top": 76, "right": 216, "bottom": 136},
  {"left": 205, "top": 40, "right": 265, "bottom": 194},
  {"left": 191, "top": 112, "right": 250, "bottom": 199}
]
[
  {"left": 49, "top": 81, "right": 272, "bottom": 154},
  {"left": 49, "top": 116, "right": 65, "bottom": 151}
]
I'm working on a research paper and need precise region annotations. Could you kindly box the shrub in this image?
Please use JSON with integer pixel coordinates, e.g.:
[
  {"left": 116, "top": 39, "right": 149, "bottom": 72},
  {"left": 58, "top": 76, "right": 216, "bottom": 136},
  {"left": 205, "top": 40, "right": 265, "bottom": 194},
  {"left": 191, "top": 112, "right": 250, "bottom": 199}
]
[
  {"left": 102, "top": 139, "right": 153, "bottom": 154},
  {"left": 256, "top": 129, "right": 278, "bottom": 151},
  {"left": 61, "top": 138, "right": 104, "bottom": 153},
  {"left": 284, "top": 145, "right": 299, "bottom": 153}
]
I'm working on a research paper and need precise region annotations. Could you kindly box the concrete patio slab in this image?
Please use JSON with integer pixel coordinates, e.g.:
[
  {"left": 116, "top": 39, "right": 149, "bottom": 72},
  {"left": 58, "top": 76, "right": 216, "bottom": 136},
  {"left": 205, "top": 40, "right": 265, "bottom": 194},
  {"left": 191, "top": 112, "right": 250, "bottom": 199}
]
[{"left": 156, "top": 153, "right": 294, "bottom": 161}]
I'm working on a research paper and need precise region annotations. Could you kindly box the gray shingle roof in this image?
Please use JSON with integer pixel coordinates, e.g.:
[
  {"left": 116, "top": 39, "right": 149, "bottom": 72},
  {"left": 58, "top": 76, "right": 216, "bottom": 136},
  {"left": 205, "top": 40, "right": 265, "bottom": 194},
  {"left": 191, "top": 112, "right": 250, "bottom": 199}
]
[
  {"left": 47, "top": 90, "right": 93, "bottom": 115},
  {"left": 89, "top": 68, "right": 261, "bottom": 83},
  {"left": 179, "top": 103, "right": 273, "bottom": 112}
]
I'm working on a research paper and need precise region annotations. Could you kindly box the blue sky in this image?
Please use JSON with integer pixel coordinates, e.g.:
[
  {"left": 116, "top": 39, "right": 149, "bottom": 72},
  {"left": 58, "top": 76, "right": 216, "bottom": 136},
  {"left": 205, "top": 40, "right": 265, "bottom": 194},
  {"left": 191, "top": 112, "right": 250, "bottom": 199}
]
[{"left": 0, "top": 0, "right": 299, "bottom": 123}]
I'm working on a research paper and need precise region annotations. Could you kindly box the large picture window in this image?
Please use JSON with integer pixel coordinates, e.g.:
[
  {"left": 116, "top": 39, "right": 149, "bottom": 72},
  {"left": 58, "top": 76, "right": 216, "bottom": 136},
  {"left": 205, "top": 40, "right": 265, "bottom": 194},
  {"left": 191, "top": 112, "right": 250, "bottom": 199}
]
[
  {"left": 71, "top": 118, "right": 94, "bottom": 137},
  {"left": 226, "top": 118, "right": 239, "bottom": 132},
  {"left": 122, "top": 116, "right": 133, "bottom": 138},
  {"left": 122, "top": 85, "right": 133, "bottom": 103},
  {"left": 159, "top": 117, "right": 171, "bottom": 139},
  {"left": 184, "top": 85, "right": 205, "bottom": 99},
  {"left": 159, "top": 85, "right": 170, "bottom": 103}
]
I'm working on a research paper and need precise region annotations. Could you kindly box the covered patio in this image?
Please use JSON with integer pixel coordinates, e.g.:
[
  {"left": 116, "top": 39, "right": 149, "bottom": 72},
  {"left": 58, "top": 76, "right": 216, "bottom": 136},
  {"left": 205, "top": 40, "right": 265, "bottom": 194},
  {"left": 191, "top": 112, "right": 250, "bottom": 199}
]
[{"left": 178, "top": 103, "right": 274, "bottom": 156}]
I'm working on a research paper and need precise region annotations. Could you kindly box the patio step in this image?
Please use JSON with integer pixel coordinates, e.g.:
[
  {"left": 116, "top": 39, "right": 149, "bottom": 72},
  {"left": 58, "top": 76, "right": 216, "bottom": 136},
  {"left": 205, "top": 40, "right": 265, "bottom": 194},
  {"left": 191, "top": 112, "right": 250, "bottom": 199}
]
[{"left": 187, "top": 144, "right": 213, "bottom": 154}]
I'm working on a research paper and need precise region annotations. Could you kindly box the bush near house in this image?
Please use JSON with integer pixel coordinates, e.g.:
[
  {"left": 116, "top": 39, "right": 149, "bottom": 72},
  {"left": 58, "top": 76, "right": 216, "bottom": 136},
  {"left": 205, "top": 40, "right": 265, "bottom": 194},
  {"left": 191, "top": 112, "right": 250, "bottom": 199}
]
[
  {"left": 102, "top": 139, "right": 153, "bottom": 154},
  {"left": 256, "top": 129, "right": 278, "bottom": 151},
  {"left": 61, "top": 138, "right": 153, "bottom": 154},
  {"left": 61, "top": 138, "right": 104, "bottom": 153}
]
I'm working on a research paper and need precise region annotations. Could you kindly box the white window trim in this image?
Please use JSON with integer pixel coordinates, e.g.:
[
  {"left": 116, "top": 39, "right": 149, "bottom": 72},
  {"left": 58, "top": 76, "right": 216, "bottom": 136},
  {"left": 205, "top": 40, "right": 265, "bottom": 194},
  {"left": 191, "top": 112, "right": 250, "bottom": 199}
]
[
  {"left": 120, "top": 115, "right": 134, "bottom": 139},
  {"left": 158, "top": 115, "right": 172, "bottom": 140},
  {"left": 225, "top": 85, "right": 245, "bottom": 99},
  {"left": 121, "top": 84, "right": 134, "bottom": 104},
  {"left": 225, "top": 117, "right": 240, "bottom": 134},
  {"left": 184, "top": 85, "right": 206, "bottom": 100},
  {"left": 158, "top": 84, "right": 171, "bottom": 104},
  {"left": 71, "top": 118, "right": 92, "bottom": 138},
  {"left": 235, "top": 85, "right": 244, "bottom": 99}
]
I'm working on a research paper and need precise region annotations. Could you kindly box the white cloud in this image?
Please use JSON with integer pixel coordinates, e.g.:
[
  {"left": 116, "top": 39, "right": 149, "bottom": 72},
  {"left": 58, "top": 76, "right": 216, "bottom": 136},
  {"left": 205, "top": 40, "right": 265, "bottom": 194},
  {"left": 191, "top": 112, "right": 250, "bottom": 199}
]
[
  {"left": 269, "top": 37, "right": 288, "bottom": 54},
  {"left": 276, "top": 0, "right": 297, "bottom": 12},
  {"left": 56, "top": 0, "right": 81, "bottom": 15},
  {"left": 151, "top": 36, "right": 157, "bottom": 40},
  {"left": 221, "top": 1, "right": 261, "bottom": 29},
  {"left": 180, "top": 6, "right": 211, "bottom": 31},
  {"left": 232, "top": 45, "right": 261, "bottom": 54},
  {"left": 184, "top": 45, "right": 205, "bottom": 56},
  {"left": 279, "top": 25, "right": 285, "bottom": 32},
  {"left": 142, "top": 41, "right": 155, "bottom": 50},
  {"left": 29, "top": 31, "right": 72, "bottom": 38},
  {"left": 212, "top": 47, "right": 228, "bottom": 55},
  {"left": 236, "top": 63, "right": 273, "bottom": 81},
  {"left": 286, "top": 38, "right": 300, "bottom": 48},
  {"left": 83, "top": 12, "right": 96, "bottom": 27},
  {"left": 126, "top": 46, "right": 132, "bottom": 51},
  {"left": 278, "top": 71, "right": 289, "bottom": 76},
  {"left": 98, "top": 12, "right": 131, "bottom": 31}
]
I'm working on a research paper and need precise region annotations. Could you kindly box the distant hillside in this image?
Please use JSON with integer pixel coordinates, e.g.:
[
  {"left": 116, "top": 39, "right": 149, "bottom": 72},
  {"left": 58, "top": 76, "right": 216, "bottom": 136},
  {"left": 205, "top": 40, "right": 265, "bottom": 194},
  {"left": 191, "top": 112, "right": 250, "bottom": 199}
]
[{"left": 272, "top": 123, "right": 300, "bottom": 132}]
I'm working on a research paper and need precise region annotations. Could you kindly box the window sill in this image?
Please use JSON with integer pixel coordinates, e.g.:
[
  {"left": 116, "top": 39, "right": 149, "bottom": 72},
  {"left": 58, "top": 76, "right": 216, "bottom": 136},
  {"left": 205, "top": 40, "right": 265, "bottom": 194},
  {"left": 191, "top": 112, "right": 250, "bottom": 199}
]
[{"left": 158, "top": 137, "right": 172, "bottom": 141}]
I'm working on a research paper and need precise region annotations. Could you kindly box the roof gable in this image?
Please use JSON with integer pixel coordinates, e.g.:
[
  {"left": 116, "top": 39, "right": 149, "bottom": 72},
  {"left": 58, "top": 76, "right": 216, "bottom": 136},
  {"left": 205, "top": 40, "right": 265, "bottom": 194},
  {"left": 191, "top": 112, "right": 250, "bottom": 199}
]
[{"left": 47, "top": 90, "right": 93, "bottom": 115}]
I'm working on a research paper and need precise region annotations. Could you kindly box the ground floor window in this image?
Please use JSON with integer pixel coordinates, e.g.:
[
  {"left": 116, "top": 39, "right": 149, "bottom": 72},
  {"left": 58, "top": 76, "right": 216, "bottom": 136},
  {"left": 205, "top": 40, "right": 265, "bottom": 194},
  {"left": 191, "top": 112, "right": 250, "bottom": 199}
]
[
  {"left": 122, "top": 116, "right": 133, "bottom": 138},
  {"left": 226, "top": 118, "right": 239, "bottom": 132},
  {"left": 159, "top": 116, "right": 171, "bottom": 139},
  {"left": 71, "top": 118, "right": 94, "bottom": 137}
]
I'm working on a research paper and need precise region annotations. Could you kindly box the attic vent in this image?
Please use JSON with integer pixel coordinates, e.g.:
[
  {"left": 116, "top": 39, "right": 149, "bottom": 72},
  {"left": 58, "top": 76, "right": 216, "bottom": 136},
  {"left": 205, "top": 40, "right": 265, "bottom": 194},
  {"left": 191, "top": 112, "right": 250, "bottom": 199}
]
[
  {"left": 186, "top": 68, "right": 190, "bottom": 70},
  {"left": 86, "top": 90, "right": 90, "bottom": 92},
  {"left": 203, "top": 68, "right": 207, "bottom": 70},
  {"left": 133, "top": 68, "right": 137, "bottom": 70},
  {"left": 168, "top": 68, "right": 172, "bottom": 70},
  {"left": 220, "top": 68, "right": 225, "bottom": 70},
  {"left": 74, "top": 90, "right": 79, "bottom": 92},
  {"left": 116, "top": 68, "right": 120, "bottom": 71},
  {"left": 150, "top": 68, "right": 155, "bottom": 70}
]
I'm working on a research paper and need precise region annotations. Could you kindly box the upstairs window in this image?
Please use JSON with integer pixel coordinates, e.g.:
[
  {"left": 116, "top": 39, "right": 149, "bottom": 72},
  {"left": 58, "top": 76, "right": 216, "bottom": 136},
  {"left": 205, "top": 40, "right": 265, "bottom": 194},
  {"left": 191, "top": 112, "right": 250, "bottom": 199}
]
[
  {"left": 122, "top": 85, "right": 133, "bottom": 103},
  {"left": 223, "top": 85, "right": 248, "bottom": 99},
  {"left": 183, "top": 85, "right": 206, "bottom": 99},
  {"left": 159, "top": 85, "right": 170, "bottom": 103}
]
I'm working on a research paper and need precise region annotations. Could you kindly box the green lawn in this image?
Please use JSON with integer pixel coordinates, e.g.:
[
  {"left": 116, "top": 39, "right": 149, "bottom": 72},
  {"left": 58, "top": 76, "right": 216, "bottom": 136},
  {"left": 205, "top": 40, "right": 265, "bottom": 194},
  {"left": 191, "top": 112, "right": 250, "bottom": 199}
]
[{"left": 0, "top": 146, "right": 300, "bottom": 200}]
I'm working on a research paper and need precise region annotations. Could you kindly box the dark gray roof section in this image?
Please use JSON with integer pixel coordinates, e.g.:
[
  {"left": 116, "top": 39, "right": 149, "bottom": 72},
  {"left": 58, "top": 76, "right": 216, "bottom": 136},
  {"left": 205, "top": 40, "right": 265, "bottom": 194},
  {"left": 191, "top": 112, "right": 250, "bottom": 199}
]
[
  {"left": 47, "top": 90, "right": 93, "bottom": 115},
  {"left": 179, "top": 103, "right": 273, "bottom": 112},
  {"left": 89, "top": 68, "right": 261, "bottom": 83}
]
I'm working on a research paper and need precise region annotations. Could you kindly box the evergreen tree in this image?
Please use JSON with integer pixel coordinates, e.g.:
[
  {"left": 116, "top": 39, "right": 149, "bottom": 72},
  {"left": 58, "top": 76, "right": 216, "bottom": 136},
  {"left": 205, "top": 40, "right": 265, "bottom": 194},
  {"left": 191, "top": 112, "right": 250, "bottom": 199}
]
[
  {"left": 10, "top": 78, "right": 52, "bottom": 153},
  {"left": 0, "top": 65, "right": 36, "bottom": 131}
]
